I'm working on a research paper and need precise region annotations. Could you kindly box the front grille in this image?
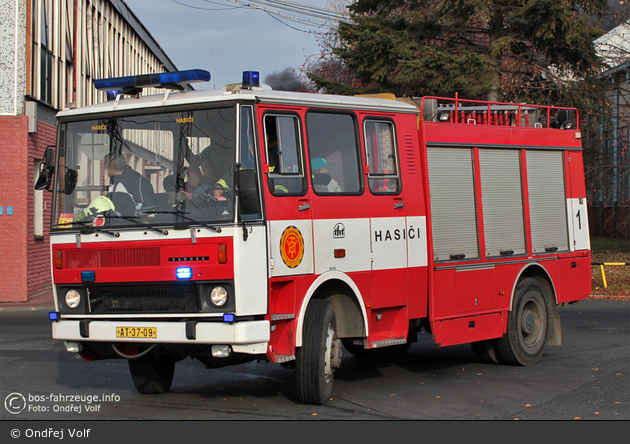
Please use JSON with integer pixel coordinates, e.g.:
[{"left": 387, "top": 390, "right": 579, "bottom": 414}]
[
  {"left": 87, "top": 283, "right": 200, "bottom": 313},
  {"left": 65, "top": 247, "right": 161, "bottom": 269}
]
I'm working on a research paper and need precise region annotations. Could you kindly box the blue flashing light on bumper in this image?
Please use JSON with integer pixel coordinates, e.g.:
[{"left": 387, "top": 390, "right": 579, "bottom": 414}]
[
  {"left": 81, "top": 270, "right": 95, "bottom": 282},
  {"left": 176, "top": 267, "right": 193, "bottom": 280},
  {"left": 94, "top": 69, "right": 211, "bottom": 92},
  {"left": 49, "top": 312, "right": 59, "bottom": 321},
  {"left": 223, "top": 313, "right": 235, "bottom": 323}
]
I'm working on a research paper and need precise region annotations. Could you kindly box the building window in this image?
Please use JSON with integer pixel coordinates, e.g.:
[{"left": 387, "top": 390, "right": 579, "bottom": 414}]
[
  {"left": 40, "top": 0, "right": 49, "bottom": 48},
  {"left": 33, "top": 160, "right": 44, "bottom": 240},
  {"left": 40, "top": 49, "right": 53, "bottom": 105}
]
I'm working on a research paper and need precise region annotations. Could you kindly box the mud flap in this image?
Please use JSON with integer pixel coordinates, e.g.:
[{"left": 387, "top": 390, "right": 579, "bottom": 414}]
[{"left": 547, "top": 303, "right": 562, "bottom": 346}]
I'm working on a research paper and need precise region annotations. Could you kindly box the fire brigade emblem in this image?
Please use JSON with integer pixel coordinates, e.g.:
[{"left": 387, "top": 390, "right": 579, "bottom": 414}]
[{"left": 280, "top": 226, "right": 304, "bottom": 269}]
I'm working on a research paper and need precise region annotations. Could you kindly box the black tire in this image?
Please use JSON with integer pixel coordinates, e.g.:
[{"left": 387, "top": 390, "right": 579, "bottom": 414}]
[
  {"left": 471, "top": 339, "right": 503, "bottom": 364},
  {"left": 295, "top": 299, "right": 341, "bottom": 405},
  {"left": 496, "top": 277, "right": 549, "bottom": 366},
  {"left": 128, "top": 353, "right": 175, "bottom": 394},
  {"left": 342, "top": 338, "right": 412, "bottom": 358}
]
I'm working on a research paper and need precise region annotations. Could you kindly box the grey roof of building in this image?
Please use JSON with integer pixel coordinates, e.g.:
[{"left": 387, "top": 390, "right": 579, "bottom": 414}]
[
  {"left": 111, "top": 0, "right": 179, "bottom": 73},
  {"left": 601, "top": 60, "right": 629, "bottom": 78}
]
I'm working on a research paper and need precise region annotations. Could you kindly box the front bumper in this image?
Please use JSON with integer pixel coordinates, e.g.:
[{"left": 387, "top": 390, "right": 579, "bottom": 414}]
[{"left": 52, "top": 319, "right": 270, "bottom": 348}]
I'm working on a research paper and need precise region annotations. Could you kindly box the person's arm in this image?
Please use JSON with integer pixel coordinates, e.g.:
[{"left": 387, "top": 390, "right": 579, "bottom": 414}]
[
  {"left": 328, "top": 178, "right": 342, "bottom": 193},
  {"left": 139, "top": 176, "right": 156, "bottom": 206}
]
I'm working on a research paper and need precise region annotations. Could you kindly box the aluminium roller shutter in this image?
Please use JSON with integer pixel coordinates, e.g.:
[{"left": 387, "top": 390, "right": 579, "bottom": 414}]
[
  {"left": 526, "top": 150, "right": 569, "bottom": 253},
  {"left": 427, "top": 147, "right": 479, "bottom": 261},
  {"left": 479, "top": 149, "right": 526, "bottom": 257}
]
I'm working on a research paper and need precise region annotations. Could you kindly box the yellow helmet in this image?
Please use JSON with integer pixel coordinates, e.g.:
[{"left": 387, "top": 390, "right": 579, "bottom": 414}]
[{"left": 73, "top": 195, "right": 115, "bottom": 222}]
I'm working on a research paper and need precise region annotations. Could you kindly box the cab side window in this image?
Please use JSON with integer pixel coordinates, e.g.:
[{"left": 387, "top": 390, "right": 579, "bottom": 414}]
[
  {"left": 364, "top": 120, "right": 400, "bottom": 195},
  {"left": 306, "top": 112, "right": 362, "bottom": 195},
  {"left": 264, "top": 114, "right": 306, "bottom": 196}
]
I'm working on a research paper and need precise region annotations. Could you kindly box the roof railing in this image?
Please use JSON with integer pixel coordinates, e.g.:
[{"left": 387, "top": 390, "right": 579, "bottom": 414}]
[{"left": 418, "top": 95, "right": 580, "bottom": 130}]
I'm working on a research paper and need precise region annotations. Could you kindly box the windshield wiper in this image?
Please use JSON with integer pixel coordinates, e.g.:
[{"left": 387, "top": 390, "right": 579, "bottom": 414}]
[
  {"left": 52, "top": 220, "right": 120, "bottom": 237},
  {"left": 142, "top": 210, "right": 222, "bottom": 233},
  {"left": 104, "top": 215, "right": 169, "bottom": 236}
]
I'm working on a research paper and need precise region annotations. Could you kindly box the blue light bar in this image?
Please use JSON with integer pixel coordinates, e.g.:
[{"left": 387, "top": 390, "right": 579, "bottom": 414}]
[
  {"left": 242, "top": 71, "right": 260, "bottom": 88},
  {"left": 94, "top": 69, "right": 211, "bottom": 92},
  {"left": 81, "top": 270, "right": 95, "bottom": 282},
  {"left": 223, "top": 313, "right": 235, "bottom": 323},
  {"left": 49, "top": 312, "right": 59, "bottom": 321},
  {"left": 176, "top": 267, "right": 193, "bottom": 280}
]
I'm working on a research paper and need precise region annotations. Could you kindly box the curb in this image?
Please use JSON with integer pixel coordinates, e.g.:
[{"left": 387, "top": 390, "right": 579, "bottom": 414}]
[{"left": 587, "top": 295, "right": 630, "bottom": 300}]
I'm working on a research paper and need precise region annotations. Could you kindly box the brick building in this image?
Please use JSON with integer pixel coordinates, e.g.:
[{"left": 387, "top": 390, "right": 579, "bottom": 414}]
[{"left": 0, "top": 0, "right": 180, "bottom": 302}]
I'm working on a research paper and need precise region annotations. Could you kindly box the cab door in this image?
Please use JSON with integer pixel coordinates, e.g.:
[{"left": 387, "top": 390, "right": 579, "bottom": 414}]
[
  {"left": 259, "top": 108, "right": 314, "bottom": 277},
  {"left": 303, "top": 111, "right": 372, "bottom": 284},
  {"left": 362, "top": 117, "right": 408, "bottom": 309}
]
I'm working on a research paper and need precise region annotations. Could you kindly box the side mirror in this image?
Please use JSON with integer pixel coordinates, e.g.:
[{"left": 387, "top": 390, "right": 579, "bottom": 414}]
[
  {"left": 34, "top": 146, "right": 55, "bottom": 191},
  {"left": 236, "top": 169, "right": 261, "bottom": 215}
]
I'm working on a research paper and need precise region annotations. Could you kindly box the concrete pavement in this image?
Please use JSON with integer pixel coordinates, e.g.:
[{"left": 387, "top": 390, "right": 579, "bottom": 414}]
[{"left": 0, "top": 299, "right": 628, "bottom": 420}]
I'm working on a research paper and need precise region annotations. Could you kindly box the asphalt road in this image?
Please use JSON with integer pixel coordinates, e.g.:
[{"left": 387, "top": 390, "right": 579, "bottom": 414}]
[{"left": 1, "top": 299, "right": 628, "bottom": 420}]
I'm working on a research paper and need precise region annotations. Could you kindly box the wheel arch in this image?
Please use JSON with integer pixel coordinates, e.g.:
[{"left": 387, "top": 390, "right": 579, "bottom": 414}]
[
  {"left": 509, "top": 262, "right": 561, "bottom": 346},
  {"left": 295, "top": 271, "right": 369, "bottom": 348},
  {"left": 510, "top": 263, "right": 558, "bottom": 310}
]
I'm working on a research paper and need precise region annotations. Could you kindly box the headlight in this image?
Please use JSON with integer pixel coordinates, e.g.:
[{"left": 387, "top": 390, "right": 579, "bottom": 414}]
[
  {"left": 210, "top": 286, "right": 228, "bottom": 307},
  {"left": 65, "top": 289, "right": 81, "bottom": 309}
]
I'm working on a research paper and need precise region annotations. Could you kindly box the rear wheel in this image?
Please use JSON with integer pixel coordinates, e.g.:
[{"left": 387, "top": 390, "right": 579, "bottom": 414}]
[
  {"left": 128, "top": 353, "right": 175, "bottom": 394},
  {"left": 497, "top": 278, "right": 549, "bottom": 366},
  {"left": 295, "top": 299, "right": 341, "bottom": 405}
]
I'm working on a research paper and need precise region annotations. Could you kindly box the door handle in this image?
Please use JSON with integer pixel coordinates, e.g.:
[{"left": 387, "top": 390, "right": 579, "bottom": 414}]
[
  {"left": 394, "top": 201, "right": 404, "bottom": 209},
  {"left": 298, "top": 203, "right": 311, "bottom": 211}
]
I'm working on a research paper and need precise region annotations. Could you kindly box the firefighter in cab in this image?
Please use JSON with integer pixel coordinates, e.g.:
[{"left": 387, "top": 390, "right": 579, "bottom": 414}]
[{"left": 311, "top": 158, "right": 341, "bottom": 193}]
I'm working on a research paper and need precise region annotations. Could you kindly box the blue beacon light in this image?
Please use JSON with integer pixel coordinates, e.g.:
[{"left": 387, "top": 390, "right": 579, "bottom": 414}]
[
  {"left": 49, "top": 312, "right": 59, "bottom": 321},
  {"left": 176, "top": 267, "right": 193, "bottom": 280},
  {"left": 242, "top": 71, "right": 260, "bottom": 88},
  {"left": 223, "top": 313, "right": 235, "bottom": 323},
  {"left": 94, "top": 69, "right": 211, "bottom": 93}
]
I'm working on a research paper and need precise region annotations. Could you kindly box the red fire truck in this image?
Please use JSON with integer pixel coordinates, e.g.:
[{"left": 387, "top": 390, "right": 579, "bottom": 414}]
[{"left": 38, "top": 70, "right": 591, "bottom": 405}]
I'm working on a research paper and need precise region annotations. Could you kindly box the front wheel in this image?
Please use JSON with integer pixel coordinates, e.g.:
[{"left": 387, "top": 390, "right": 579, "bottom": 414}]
[
  {"left": 496, "top": 277, "right": 549, "bottom": 366},
  {"left": 128, "top": 353, "right": 175, "bottom": 394},
  {"left": 295, "top": 299, "right": 341, "bottom": 405}
]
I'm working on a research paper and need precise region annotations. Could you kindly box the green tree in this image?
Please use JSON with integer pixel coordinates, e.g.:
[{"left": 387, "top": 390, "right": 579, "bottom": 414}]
[{"left": 308, "top": 0, "right": 609, "bottom": 106}]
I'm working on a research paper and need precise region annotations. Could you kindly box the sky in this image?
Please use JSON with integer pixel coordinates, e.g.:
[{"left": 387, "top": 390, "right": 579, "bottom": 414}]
[{"left": 123, "top": 0, "right": 333, "bottom": 89}]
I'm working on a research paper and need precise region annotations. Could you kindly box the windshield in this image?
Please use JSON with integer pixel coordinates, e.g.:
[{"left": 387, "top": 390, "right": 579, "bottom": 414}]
[{"left": 52, "top": 106, "right": 239, "bottom": 230}]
